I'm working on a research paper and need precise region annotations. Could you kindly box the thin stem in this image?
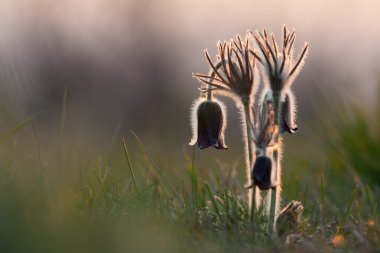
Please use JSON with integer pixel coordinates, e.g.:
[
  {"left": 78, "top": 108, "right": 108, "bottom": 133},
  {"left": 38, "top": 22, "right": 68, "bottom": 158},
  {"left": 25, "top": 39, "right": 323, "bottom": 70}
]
[
  {"left": 123, "top": 137, "right": 139, "bottom": 193},
  {"left": 269, "top": 92, "right": 282, "bottom": 236},
  {"left": 275, "top": 143, "right": 282, "bottom": 229},
  {"left": 243, "top": 102, "right": 256, "bottom": 228},
  {"left": 269, "top": 150, "right": 278, "bottom": 235},
  {"left": 242, "top": 99, "right": 256, "bottom": 238},
  {"left": 206, "top": 61, "right": 227, "bottom": 100},
  {"left": 244, "top": 103, "right": 254, "bottom": 173}
]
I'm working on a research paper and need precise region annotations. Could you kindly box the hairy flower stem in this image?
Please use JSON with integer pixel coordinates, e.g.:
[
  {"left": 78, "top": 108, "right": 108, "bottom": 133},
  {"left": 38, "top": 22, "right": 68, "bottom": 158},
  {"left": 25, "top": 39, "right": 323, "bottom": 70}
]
[
  {"left": 206, "top": 74, "right": 215, "bottom": 101},
  {"left": 268, "top": 91, "right": 282, "bottom": 236},
  {"left": 206, "top": 87, "right": 213, "bottom": 100},
  {"left": 242, "top": 100, "right": 256, "bottom": 222}
]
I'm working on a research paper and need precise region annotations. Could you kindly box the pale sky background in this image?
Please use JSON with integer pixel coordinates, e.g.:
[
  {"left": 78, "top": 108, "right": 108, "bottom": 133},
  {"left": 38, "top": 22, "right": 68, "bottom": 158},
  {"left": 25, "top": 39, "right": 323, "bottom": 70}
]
[{"left": 1, "top": 1, "right": 379, "bottom": 82}]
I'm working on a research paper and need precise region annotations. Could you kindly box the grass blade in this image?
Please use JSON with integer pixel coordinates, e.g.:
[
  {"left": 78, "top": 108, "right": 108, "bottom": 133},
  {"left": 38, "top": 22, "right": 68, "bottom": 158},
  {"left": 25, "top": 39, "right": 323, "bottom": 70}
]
[
  {"left": 204, "top": 183, "right": 219, "bottom": 214},
  {"left": 320, "top": 174, "right": 325, "bottom": 223},
  {"left": 0, "top": 111, "right": 44, "bottom": 144},
  {"left": 190, "top": 146, "right": 198, "bottom": 213},
  {"left": 123, "top": 137, "right": 139, "bottom": 193},
  {"left": 60, "top": 86, "right": 68, "bottom": 137},
  {"left": 130, "top": 130, "right": 181, "bottom": 202},
  {"left": 342, "top": 189, "right": 356, "bottom": 226}
]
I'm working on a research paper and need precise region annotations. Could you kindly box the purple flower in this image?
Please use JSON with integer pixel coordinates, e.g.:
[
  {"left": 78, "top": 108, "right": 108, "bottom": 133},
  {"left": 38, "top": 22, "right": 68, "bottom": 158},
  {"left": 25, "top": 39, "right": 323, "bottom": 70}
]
[
  {"left": 280, "top": 92, "right": 298, "bottom": 134},
  {"left": 252, "top": 156, "right": 275, "bottom": 190},
  {"left": 189, "top": 99, "right": 228, "bottom": 149}
]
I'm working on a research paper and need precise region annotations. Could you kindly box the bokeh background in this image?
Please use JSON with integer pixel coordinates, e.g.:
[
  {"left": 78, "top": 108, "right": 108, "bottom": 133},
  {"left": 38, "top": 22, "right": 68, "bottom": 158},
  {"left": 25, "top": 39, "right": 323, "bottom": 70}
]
[
  {"left": 0, "top": 1, "right": 379, "bottom": 252},
  {"left": 1, "top": 0, "right": 379, "bottom": 149}
]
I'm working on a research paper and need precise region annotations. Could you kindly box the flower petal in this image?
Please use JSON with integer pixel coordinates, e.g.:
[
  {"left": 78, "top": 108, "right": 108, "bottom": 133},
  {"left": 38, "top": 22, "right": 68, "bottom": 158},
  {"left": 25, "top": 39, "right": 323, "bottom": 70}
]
[{"left": 189, "top": 99, "right": 228, "bottom": 150}]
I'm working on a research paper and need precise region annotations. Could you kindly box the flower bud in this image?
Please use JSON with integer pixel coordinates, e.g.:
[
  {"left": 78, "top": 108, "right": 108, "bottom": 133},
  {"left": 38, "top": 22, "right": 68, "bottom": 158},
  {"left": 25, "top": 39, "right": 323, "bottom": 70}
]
[{"left": 189, "top": 99, "right": 228, "bottom": 149}]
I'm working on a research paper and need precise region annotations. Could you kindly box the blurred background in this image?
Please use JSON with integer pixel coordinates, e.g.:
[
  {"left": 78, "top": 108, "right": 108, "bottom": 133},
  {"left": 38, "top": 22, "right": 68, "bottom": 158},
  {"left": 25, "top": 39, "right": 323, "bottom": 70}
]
[
  {"left": 1, "top": 0, "right": 379, "bottom": 149},
  {"left": 0, "top": 1, "right": 379, "bottom": 252}
]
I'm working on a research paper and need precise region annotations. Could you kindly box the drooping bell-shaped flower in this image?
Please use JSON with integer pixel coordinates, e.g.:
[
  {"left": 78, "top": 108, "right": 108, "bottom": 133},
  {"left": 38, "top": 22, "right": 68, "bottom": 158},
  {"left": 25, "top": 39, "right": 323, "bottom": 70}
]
[
  {"left": 189, "top": 98, "right": 228, "bottom": 149},
  {"left": 244, "top": 155, "right": 276, "bottom": 190},
  {"left": 258, "top": 88, "right": 297, "bottom": 136},
  {"left": 280, "top": 92, "right": 297, "bottom": 134},
  {"left": 252, "top": 156, "right": 275, "bottom": 190}
]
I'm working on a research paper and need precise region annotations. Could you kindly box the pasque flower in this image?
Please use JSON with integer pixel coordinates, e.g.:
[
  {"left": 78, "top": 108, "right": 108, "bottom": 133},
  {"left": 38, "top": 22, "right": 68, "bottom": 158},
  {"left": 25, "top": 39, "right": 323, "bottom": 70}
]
[
  {"left": 249, "top": 26, "right": 309, "bottom": 233},
  {"left": 244, "top": 101, "right": 277, "bottom": 190},
  {"left": 245, "top": 155, "right": 276, "bottom": 191},
  {"left": 189, "top": 98, "right": 228, "bottom": 149},
  {"left": 280, "top": 92, "right": 297, "bottom": 134},
  {"left": 193, "top": 36, "right": 260, "bottom": 212},
  {"left": 260, "top": 89, "right": 298, "bottom": 134},
  {"left": 188, "top": 26, "right": 309, "bottom": 235},
  {"left": 252, "top": 156, "right": 275, "bottom": 190},
  {"left": 251, "top": 26, "right": 307, "bottom": 135}
]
